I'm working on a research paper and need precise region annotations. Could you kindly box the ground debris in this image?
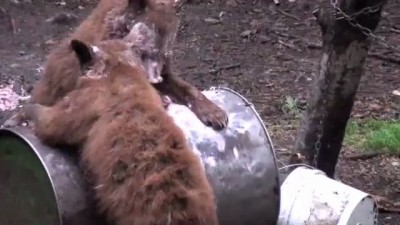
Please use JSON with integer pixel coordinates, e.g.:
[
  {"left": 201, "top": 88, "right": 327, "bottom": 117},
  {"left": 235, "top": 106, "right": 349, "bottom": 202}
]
[
  {"left": 0, "top": 82, "right": 29, "bottom": 112},
  {"left": 204, "top": 17, "right": 221, "bottom": 24},
  {"left": 46, "top": 12, "right": 77, "bottom": 25},
  {"left": 372, "top": 195, "right": 400, "bottom": 214}
]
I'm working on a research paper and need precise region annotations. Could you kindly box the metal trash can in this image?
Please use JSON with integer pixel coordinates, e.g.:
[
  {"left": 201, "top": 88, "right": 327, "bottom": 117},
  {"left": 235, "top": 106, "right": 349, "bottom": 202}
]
[{"left": 0, "top": 87, "right": 280, "bottom": 225}]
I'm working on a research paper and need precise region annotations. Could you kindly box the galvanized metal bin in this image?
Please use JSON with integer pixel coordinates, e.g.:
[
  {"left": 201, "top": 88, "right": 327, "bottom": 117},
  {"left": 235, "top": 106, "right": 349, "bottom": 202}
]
[{"left": 0, "top": 87, "right": 280, "bottom": 225}]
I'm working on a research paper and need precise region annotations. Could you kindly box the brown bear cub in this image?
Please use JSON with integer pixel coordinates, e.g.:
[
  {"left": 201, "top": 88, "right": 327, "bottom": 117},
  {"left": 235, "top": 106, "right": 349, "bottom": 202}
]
[
  {"left": 20, "top": 26, "right": 220, "bottom": 225},
  {"left": 17, "top": 0, "right": 227, "bottom": 130},
  {"left": 31, "top": 0, "right": 133, "bottom": 106}
]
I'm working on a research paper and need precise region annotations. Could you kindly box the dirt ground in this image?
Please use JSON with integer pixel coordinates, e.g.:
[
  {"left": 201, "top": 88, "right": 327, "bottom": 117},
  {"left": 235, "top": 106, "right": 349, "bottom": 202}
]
[{"left": 0, "top": 0, "right": 399, "bottom": 224}]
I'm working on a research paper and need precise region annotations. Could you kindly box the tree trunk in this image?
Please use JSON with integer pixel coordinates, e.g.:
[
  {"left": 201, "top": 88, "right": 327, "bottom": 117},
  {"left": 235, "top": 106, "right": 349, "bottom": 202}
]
[{"left": 292, "top": 0, "right": 388, "bottom": 178}]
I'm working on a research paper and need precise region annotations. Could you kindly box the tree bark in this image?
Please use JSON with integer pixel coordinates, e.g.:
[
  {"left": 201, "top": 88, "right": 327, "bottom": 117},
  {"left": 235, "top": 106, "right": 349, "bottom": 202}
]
[{"left": 292, "top": 0, "right": 388, "bottom": 178}]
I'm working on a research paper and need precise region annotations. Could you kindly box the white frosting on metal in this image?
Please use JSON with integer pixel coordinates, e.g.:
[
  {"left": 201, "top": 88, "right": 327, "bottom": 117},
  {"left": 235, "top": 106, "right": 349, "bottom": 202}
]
[{"left": 166, "top": 88, "right": 268, "bottom": 171}]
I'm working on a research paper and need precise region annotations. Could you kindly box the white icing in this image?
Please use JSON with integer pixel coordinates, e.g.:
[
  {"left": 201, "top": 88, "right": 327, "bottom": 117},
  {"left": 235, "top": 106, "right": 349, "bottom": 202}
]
[{"left": 166, "top": 89, "right": 263, "bottom": 170}]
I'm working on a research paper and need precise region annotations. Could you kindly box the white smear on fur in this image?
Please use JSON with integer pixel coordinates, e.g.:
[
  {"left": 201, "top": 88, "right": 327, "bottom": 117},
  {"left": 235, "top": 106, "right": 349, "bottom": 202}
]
[
  {"left": 91, "top": 45, "right": 100, "bottom": 53},
  {"left": 0, "top": 82, "right": 29, "bottom": 111}
]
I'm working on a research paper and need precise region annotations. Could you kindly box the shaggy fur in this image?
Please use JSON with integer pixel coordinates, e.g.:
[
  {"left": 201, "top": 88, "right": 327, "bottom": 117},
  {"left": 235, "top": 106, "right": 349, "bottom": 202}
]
[
  {"left": 31, "top": 0, "right": 132, "bottom": 106},
  {"left": 33, "top": 0, "right": 228, "bottom": 130},
  {"left": 21, "top": 33, "right": 219, "bottom": 225},
  {"left": 4, "top": 0, "right": 228, "bottom": 130}
]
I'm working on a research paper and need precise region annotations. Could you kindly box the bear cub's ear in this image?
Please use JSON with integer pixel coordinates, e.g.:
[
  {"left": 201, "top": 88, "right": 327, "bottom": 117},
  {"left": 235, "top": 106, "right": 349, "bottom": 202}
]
[{"left": 71, "top": 39, "right": 94, "bottom": 65}]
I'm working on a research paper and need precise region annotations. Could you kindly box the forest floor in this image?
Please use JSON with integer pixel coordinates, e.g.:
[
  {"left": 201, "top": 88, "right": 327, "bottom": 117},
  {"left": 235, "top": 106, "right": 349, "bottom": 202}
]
[{"left": 0, "top": 0, "right": 399, "bottom": 224}]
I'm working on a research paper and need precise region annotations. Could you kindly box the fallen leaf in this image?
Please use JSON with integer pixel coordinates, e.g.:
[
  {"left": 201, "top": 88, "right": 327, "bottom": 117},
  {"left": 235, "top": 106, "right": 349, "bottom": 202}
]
[
  {"left": 391, "top": 161, "right": 400, "bottom": 167},
  {"left": 250, "top": 19, "right": 260, "bottom": 30},
  {"left": 55, "top": 1, "right": 66, "bottom": 6},
  {"left": 204, "top": 17, "right": 221, "bottom": 24},
  {"left": 46, "top": 12, "right": 77, "bottom": 25},
  {"left": 240, "top": 29, "right": 256, "bottom": 38},
  {"left": 369, "top": 103, "right": 382, "bottom": 110}
]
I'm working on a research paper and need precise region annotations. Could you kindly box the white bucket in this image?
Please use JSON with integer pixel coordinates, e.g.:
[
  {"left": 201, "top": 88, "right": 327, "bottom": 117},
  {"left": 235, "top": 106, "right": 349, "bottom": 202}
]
[{"left": 278, "top": 167, "right": 378, "bottom": 225}]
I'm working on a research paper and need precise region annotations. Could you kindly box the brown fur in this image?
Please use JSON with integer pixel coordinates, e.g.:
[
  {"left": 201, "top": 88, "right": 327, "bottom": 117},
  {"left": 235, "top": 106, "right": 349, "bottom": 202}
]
[
  {"left": 22, "top": 37, "right": 219, "bottom": 225},
  {"left": 6, "top": 0, "right": 228, "bottom": 130},
  {"left": 31, "top": 0, "right": 131, "bottom": 106},
  {"left": 134, "top": 0, "right": 229, "bottom": 130},
  {"left": 35, "top": 0, "right": 228, "bottom": 130}
]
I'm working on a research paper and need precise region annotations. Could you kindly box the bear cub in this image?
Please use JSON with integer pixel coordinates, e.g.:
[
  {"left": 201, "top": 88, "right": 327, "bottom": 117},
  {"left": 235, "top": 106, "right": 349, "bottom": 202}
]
[{"left": 20, "top": 25, "right": 220, "bottom": 225}]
